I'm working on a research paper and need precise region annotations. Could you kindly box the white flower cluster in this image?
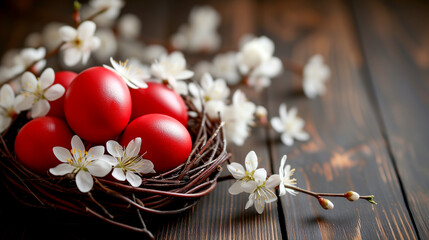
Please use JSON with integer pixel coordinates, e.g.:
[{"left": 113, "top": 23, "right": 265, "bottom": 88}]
[
  {"left": 171, "top": 6, "right": 221, "bottom": 53},
  {"left": 227, "top": 151, "right": 296, "bottom": 214},
  {"left": 50, "top": 135, "right": 154, "bottom": 192}
]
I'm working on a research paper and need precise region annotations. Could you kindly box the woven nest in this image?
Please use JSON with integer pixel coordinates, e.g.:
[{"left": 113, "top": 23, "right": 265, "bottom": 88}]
[{"left": 0, "top": 95, "right": 230, "bottom": 237}]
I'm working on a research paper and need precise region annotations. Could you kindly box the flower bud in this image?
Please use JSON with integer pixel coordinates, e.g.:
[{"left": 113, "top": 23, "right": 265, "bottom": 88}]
[
  {"left": 318, "top": 197, "right": 334, "bottom": 210},
  {"left": 255, "top": 106, "right": 268, "bottom": 125},
  {"left": 344, "top": 191, "right": 360, "bottom": 201}
]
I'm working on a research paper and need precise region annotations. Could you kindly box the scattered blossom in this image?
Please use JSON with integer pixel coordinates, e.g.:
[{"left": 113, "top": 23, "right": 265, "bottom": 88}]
[
  {"left": 212, "top": 52, "right": 240, "bottom": 85},
  {"left": 103, "top": 138, "right": 155, "bottom": 187},
  {"left": 278, "top": 155, "right": 297, "bottom": 196},
  {"left": 15, "top": 68, "right": 65, "bottom": 118},
  {"left": 94, "top": 28, "right": 118, "bottom": 62},
  {"left": 303, "top": 54, "right": 330, "bottom": 99},
  {"left": 270, "top": 103, "right": 309, "bottom": 146},
  {"left": 16, "top": 47, "right": 47, "bottom": 73},
  {"left": 89, "top": 0, "right": 124, "bottom": 26},
  {"left": 49, "top": 135, "right": 112, "bottom": 193},
  {"left": 59, "top": 21, "right": 101, "bottom": 66},
  {"left": 222, "top": 90, "right": 256, "bottom": 146},
  {"left": 118, "top": 14, "right": 141, "bottom": 40},
  {"left": 0, "top": 84, "right": 20, "bottom": 132},
  {"left": 104, "top": 57, "right": 149, "bottom": 89},
  {"left": 150, "top": 51, "right": 194, "bottom": 88}
]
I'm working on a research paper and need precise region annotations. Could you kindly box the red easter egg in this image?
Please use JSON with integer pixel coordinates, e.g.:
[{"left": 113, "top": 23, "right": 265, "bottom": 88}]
[
  {"left": 47, "top": 71, "right": 77, "bottom": 119},
  {"left": 120, "top": 114, "right": 192, "bottom": 173},
  {"left": 14, "top": 117, "right": 73, "bottom": 175},
  {"left": 130, "top": 82, "right": 188, "bottom": 126},
  {"left": 64, "top": 67, "right": 132, "bottom": 143}
]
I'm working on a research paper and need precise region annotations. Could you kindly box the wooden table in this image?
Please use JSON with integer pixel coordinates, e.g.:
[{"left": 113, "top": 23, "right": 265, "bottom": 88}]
[{"left": 0, "top": 0, "right": 428, "bottom": 239}]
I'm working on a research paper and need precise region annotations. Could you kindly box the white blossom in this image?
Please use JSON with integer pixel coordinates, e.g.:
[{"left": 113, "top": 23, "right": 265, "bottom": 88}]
[
  {"left": 226, "top": 151, "right": 265, "bottom": 195},
  {"left": 94, "top": 28, "right": 118, "bottom": 63},
  {"left": 270, "top": 103, "right": 309, "bottom": 146},
  {"left": 90, "top": 0, "right": 124, "bottom": 22},
  {"left": 103, "top": 138, "right": 155, "bottom": 187},
  {"left": 236, "top": 36, "right": 274, "bottom": 75},
  {"left": 49, "top": 135, "right": 112, "bottom": 193},
  {"left": 104, "top": 57, "right": 149, "bottom": 89},
  {"left": 303, "top": 54, "right": 330, "bottom": 99},
  {"left": 59, "top": 21, "right": 101, "bottom": 66},
  {"left": 170, "top": 6, "right": 221, "bottom": 53},
  {"left": 14, "top": 68, "right": 65, "bottom": 118},
  {"left": 212, "top": 52, "right": 240, "bottom": 85},
  {"left": 222, "top": 90, "right": 256, "bottom": 146},
  {"left": 246, "top": 56, "right": 282, "bottom": 90},
  {"left": 118, "top": 14, "right": 141, "bottom": 40},
  {"left": 142, "top": 44, "right": 167, "bottom": 64},
  {"left": 0, "top": 84, "right": 20, "bottom": 132},
  {"left": 16, "top": 47, "right": 46, "bottom": 73},
  {"left": 245, "top": 174, "right": 281, "bottom": 214},
  {"left": 150, "top": 51, "right": 194, "bottom": 88},
  {"left": 278, "top": 155, "right": 297, "bottom": 196}
]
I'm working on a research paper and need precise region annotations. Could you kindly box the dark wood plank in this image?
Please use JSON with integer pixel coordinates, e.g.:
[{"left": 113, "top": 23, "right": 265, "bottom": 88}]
[
  {"left": 156, "top": 0, "right": 283, "bottom": 239},
  {"left": 352, "top": 0, "right": 429, "bottom": 238},
  {"left": 260, "top": 0, "right": 418, "bottom": 239}
]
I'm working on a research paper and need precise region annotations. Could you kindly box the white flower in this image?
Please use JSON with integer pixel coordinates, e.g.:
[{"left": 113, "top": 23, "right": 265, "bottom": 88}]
[
  {"left": 49, "top": 135, "right": 112, "bottom": 193},
  {"left": 189, "top": 5, "right": 220, "bottom": 31},
  {"left": 236, "top": 36, "right": 274, "bottom": 75},
  {"left": 245, "top": 174, "right": 281, "bottom": 214},
  {"left": 142, "top": 44, "right": 167, "bottom": 64},
  {"left": 0, "top": 84, "right": 20, "bottom": 132},
  {"left": 226, "top": 151, "right": 266, "bottom": 195},
  {"left": 212, "top": 52, "right": 240, "bottom": 85},
  {"left": 303, "top": 54, "right": 330, "bottom": 99},
  {"left": 59, "top": 21, "right": 101, "bottom": 66},
  {"left": 118, "top": 14, "right": 141, "bottom": 40},
  {"left": 104, "top": 57, "right": 149, "bottom": 89},
  {"left": 278, "top": 155, "right": 297, "bottom": 196},
  {"left": 90, "top": 0, "right": 124, "bottom": 21},
  {"left": 15, "top": 68, "right": 65, "bottom": 118},
  {"left": 17, "top": 47, "right": 46, "bottom": 73},
  {"left": 270, "top": 103, "right": 309, "bottom": 146},
  {"left": 94, "top": 28, "right": 118, "bottom": 62},
  {"left": 103, "top": 138, "right": 155, "bottom": 187},
  {"left": 246, "top": 56, "right": 282, "bottom": 90},
  {"left": 222, "top": 90, "right": 256, "bottom": 146},
  {"left": 150, "top": 51, "right": 194, "bottom": 88}
]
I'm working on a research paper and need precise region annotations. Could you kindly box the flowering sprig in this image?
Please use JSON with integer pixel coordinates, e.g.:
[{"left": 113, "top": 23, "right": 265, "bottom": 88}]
[{"left": 227, "top": 150, "right": 376, "bottom": 214}]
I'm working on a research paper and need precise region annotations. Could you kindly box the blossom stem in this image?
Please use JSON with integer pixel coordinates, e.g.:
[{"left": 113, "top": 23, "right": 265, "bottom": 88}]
[
  {"left": 83, "top": 7, "right": 109, "bottom": 22},
  {"left": 284, "top": 184, "right": 376, "bottom": 204}
]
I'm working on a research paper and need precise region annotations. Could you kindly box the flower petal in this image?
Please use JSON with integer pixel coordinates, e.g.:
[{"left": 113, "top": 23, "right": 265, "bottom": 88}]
[
  {"left": 125, "top": 137, "right": 141, "bottom": 158},
  {"left": 86, "top": 145, "right": 105, "bottom": 161},
  {"left": 112, "top": 168, "right": 126, "bottom": 181},
  {"left": 226, "top": 162, "right": 245, "bottom": 179},
  {"left": 59, "top": 26, "right": 77, "bottom": 42},
  {"left": 279, "top": 103, "right": 288, "bottom": 120},
  {"left": 87, "top": 160, "right": 112, "bottom": 177},
  {"left": 279, "top": 184, "right": 286, "bottom": 196},
  {"left": 39, "top": 68, "right": 55, "bottom": 90},
  {"left": 77, "top": 21, "right": 96, "bottom": 40},
  {"left": 281, "top": 134, "right": 294, "bottom": 146},
  {"left": 175, "top": 70, "right": 194, "bottom": 80},
  {"left": 106, "top": 140, "right": 123, "bottom": 158},
  {"left": 71, "top": 135, "right": 85, "bottom": 160},
  {"left": 270, "top": 117, "right": 284, "bottom": 133},
  {"left": 242, "top": 181, "right": 258, "bottom": 193},
  {"left": 136, "top": 159, "right": 155, "bottom": 174},
  {"left": 31, "top": 99, "right": 50, "bottom": 118},
  {"left": 53, "top": 147, "right": 73, "bottom": 163},
  {"left": 21, "top": 71, "right": 38, "bottom": 92},
  {"left": 245, "top": 193, "right": 255, "bottom": 209},
  {"left": 100, "top": 154, "right": 118, "bottom": 165},
  {"left": 44, "top": 84, "right": 65, "bottom": 101},
  {"left": 0, "top": 84, "right": 15, "bottom": 109},
  {"left": 63, "top": 48, "right": 82, "bottom": 67},
  {"left": 245, "top": 150, "right": 258, "bottom": 172},
  {"left": 49, "top": 163, "right": 75, "bottom": 176},
  {"left": 126, "top": 171, "right": 142, "bottom": 187},
  {"left": 76, "top": 170, "right": 93, "bottom": 193},
  {"left": 228, "top": 181, "right": 244, "bottom": 195},
  {"left": 295, "top": 131, "right": 310, "bottom": 141},
  {"left": 14, "top": 94, "right": 34, "bottom": 112},
  {"left": 254, "top": 195, "right": 265, "bottom": 214},
  {"left": 265, "top": 174, "right": 281, "bottom": 189},
  {"left": 253, "top": 168, "right": 267, "bottom": 184}
]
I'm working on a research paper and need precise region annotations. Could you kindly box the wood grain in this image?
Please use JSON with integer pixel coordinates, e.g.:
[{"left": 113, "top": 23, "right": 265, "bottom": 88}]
[
  {"left": 352, "top": 0, "right": 429, "bottom": 238},
  {"left": 260, "top": 0, "right": 418, "bottom": 239}
]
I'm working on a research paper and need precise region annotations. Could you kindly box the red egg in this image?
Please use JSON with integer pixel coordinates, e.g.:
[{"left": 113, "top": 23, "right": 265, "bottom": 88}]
[
  {"left": 130, "top": 82, "right": 188, "bottom": 126},
  {"left": 64, "top": 67, "right": 132, "bottom": 143},
  {"left": 120, "top": 114, "right": 192, "bottom": 173},
  {"left": 47, "top": 71, "right": 77, "bottom": 119},
  {"left": 14, "top": 117, "right": 73, "bottom": 175}
]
